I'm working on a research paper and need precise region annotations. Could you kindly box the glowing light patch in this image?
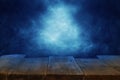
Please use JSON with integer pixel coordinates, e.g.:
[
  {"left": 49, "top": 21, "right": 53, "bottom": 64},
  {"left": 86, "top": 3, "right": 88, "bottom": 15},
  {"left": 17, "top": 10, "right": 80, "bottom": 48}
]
[{"left": 40, "top": 4, "right": 81, "bottom": 55}]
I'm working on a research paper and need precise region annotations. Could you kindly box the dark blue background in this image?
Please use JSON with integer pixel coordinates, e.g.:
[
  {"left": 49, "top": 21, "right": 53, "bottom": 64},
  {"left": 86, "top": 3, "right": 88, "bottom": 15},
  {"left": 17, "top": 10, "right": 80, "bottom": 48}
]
[{"left": 0, "top": 0, "right": 120, "bottom": 57}]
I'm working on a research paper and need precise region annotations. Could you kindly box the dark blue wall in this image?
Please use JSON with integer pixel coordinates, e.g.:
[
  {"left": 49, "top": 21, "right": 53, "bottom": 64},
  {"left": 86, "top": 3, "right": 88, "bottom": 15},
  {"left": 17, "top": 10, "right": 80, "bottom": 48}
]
[{"left": 0, "top": 0, "right": 120, "bottom": 57}]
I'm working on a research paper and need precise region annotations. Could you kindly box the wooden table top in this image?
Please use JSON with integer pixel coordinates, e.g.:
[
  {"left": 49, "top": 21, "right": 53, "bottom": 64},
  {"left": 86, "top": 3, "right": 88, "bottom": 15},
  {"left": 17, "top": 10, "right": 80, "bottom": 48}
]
[{"left": 0, "top": 54, "right": 120, "bottom": 80}]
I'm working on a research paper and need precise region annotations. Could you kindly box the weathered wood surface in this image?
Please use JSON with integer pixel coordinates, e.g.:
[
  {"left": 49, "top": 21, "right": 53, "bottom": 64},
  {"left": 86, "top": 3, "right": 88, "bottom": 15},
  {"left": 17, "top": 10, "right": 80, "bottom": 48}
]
[
  {"left": 76, "top": 58, "right": 108, "bottom": 67},
  {"left": 8, "top": 58, "right": 48, "bottom": 80},
  {"left": 0, "top": 54, "right": 25, "bottom": 80},
  {"left": 97, "top": 55, "right": 120, "bottom": 75},
  {"left": 76, "top": 58, "right": 120, "bottom": 80},
  {"left": 97, "top": 55, "right": 120, "bottom": 67},
  {"left": 46, "top": 56, "right": 83, "bottom": 80},
  {"left": 0, "top": 55, "right": 120, "bottom": 80}
]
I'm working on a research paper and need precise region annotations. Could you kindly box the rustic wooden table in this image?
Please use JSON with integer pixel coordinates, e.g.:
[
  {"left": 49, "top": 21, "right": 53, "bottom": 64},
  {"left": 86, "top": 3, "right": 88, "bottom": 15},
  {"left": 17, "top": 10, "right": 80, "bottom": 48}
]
[{"left": 0, "top": 55, "right": 120, "bottom": 80}]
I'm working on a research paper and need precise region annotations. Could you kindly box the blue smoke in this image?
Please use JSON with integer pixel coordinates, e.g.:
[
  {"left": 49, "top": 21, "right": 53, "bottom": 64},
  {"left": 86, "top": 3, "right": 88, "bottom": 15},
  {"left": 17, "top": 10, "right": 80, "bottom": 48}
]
[
  {"left": 40, "top": 3, "right": 80, "bottom": 55},
  {"left": 33, "top": 3, "right": 93, "bottom": 55}
]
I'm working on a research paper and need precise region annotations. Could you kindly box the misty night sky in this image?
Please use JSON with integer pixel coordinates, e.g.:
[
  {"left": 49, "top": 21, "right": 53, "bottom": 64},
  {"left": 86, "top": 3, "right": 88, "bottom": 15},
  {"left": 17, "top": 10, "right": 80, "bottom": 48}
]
[{"left": 0, "top": 0, "right": 120, "bottom": 57}]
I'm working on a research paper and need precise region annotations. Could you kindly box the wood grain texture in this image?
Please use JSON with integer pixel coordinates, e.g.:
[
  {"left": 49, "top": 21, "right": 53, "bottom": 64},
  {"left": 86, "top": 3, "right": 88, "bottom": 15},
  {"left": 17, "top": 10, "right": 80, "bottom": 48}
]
[
  {"left": 97, "top": 55, "right": 120, "bottom": 67},
  {"left": 97, "top": 55, "right": 120, "bottom": 75},
  {"left": 76, "top": 58, "right": 120, "bottom": 80},
  {"left": 0, "top": 55, "right": 25, "bottom": 80},
  {"left": 76, "top": 58, "right": 108, "bottom": 67},
  {"left": 46, "top": 56, "right": 83, "bottom": 80},
  {"left": 8, "top": 58, "right": 48, "bottom": 80},
  {"left": 0, "top": 55, "right": 120, "bottom": 80}
]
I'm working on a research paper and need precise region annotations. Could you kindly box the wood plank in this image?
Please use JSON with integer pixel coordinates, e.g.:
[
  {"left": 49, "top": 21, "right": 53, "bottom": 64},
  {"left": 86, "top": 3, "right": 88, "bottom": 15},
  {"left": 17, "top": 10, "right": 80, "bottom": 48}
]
[
  {"left": 46, "top": 56, "right": 83, "bottom": 80},
  {"left": 97, "top": 55, "right": 120, "bottom": 59},
  {"left": 8, "top": 57, "right": 48, "bottom": 80},
  {"left": 97, "top": 55, "right": 120, "bottom": 67},
  {"left": 76, "top": 58, "right": 120, "bottom": 80},
  {"left": 77, "top": 58, "right": 109, "bottom": 67},
  {"left": 0, "top": 54, "right": 25, "bottom": 80},
  {"left": 97, "top": 55, "right": 120, "bottom": 74}
]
